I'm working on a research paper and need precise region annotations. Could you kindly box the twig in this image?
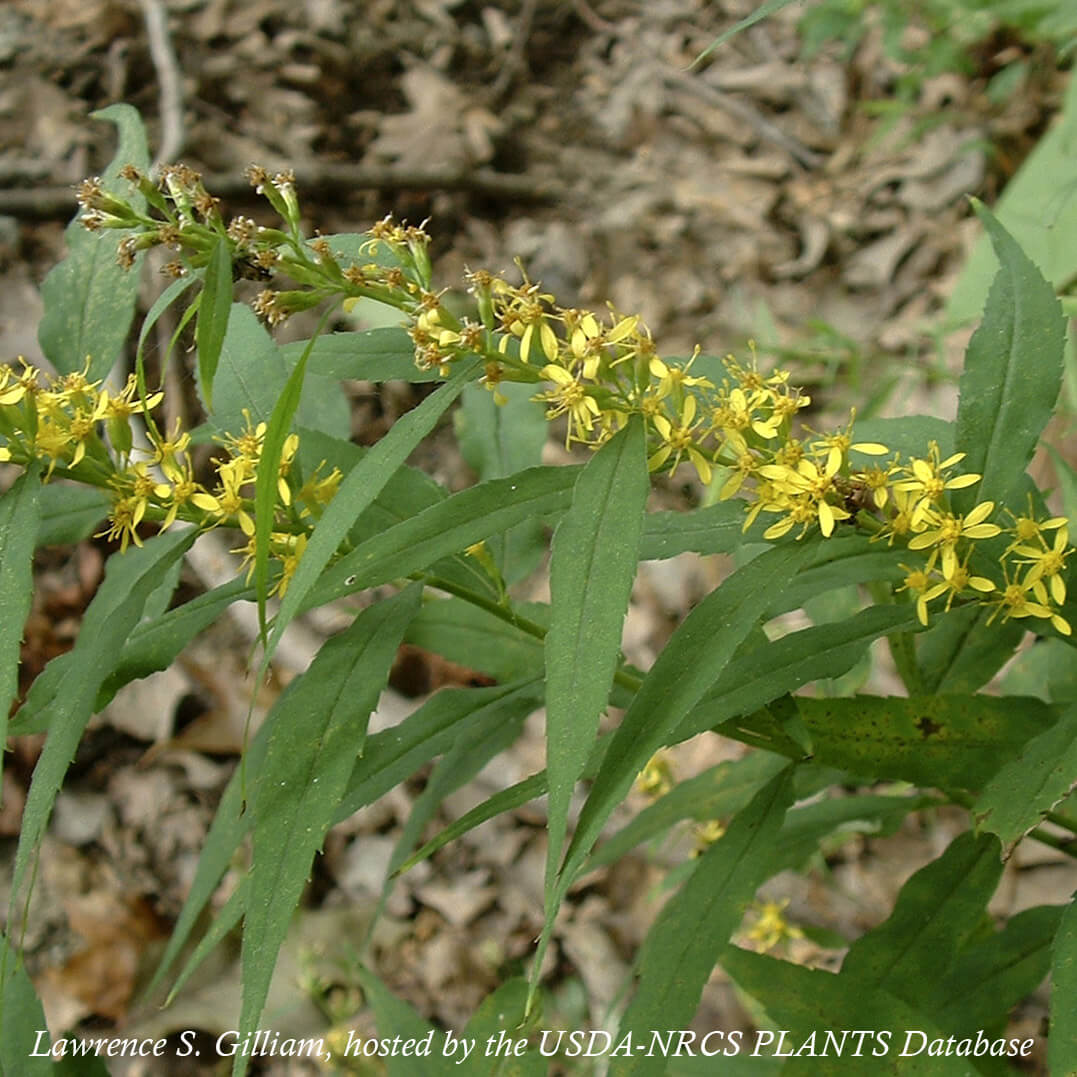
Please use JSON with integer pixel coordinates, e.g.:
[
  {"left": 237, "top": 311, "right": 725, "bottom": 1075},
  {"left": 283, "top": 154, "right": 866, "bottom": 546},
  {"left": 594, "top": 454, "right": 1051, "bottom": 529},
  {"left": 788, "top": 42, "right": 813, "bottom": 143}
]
[
  {"left": 138, "top": 0, "right": 186, "bottom": 170},
  {"left": 490, "top": 0, "right": 539, "bottom": 103},
  {"left": 665, "top": 69, "right": 824, "bottom": 171},
  {"left": 572, "top": 0, "right": 618, "bottom": 34},
  {"left": 0, "top": 164, "right": 564, "bottom": 219}
]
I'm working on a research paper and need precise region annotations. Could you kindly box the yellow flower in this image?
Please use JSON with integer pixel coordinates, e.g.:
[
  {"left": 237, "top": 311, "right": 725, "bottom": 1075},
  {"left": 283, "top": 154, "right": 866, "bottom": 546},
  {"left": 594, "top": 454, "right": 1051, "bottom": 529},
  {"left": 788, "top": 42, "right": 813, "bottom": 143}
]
[
  {"left": 986, "top": 566, "right": 1071, "bottom": 636},
  {"left": 649, "top": 395, "right": 713, "bottom": 484},
  {"left": 637, "top": 753, "right": 674, "bottom": 798},
  {"left": 273, "top": 533, "right": 308, "bottom": 597},
  {"left": 746, "top": 899, "right": 803, "bottom": 952},
  {"left": 535, "top": 364, "right": 602, "bottom": 446},
  {"left": 100, "top": 494, "right": 146, "bottom": 552},
  {"left": 218, "top": 409, "right": 266, "bottom": 472},
  {"left": 1014, "top": 525, "right": 1072, "bottom": 606},
  {"left": 897, "top": 560, "right": 942, "bottom": 626},
  {"left": 906, "top": 500, "right": 1001, "bottom": 580},
  {"left": 0, "top": 364, "right": 27, "bottom": 405},
  {"left": 893, "top": 441, "right": 979, "bottom": 524},
  {"left": 1005, "top": 496, "right": 1068, "bottom": 551},
  {"left": 758, "top": 454, "right": 850, "bottom": 537},
  {"left": 931, "top": 556, "right": 995, "bottom": 613},
  {"left": 158, "top": 457, "right": 205, "bottom": 529},
  {"left": 692, "top": 820, "right": 725, "bottom": 855},
  {"left": 649, "top": 350, "right": 713, "bottom": 399},
  {"left": 192, "top": 459, "right": 255, "bottom": 535}
]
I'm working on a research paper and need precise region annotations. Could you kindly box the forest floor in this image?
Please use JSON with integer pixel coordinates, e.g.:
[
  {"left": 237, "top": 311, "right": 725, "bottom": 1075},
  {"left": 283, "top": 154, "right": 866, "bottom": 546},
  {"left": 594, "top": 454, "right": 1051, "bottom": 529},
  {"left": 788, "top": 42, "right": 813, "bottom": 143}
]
[{"left": 1, "top": 1, "right": 1074, "bottom": 1074}]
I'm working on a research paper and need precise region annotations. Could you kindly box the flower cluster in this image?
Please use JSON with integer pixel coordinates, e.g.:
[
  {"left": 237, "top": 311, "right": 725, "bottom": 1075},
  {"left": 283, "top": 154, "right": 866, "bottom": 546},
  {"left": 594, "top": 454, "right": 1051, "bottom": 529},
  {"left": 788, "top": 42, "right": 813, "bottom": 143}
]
[
  {"left": 0, "top": 363, "right": 338, "bottom": 594},
  {"left": 69, "top": 172, "right": 1074, "bottom": 634}
]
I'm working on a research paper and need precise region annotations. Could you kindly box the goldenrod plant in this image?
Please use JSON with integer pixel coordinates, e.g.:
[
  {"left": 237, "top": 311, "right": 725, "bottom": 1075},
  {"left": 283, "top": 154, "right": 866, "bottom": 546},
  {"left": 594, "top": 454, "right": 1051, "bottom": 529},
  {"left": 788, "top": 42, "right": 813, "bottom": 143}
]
[{"left": 2, "top": 106, "right": 1077, "bottom": 1074}]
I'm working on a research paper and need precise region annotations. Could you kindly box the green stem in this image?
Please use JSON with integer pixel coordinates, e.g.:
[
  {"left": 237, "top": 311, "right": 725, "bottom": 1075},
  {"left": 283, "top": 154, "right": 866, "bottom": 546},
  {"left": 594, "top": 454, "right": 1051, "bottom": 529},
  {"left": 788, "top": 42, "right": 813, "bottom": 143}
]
[{"left": 950, "top": 790, "right": 1077, "bottom": 860}]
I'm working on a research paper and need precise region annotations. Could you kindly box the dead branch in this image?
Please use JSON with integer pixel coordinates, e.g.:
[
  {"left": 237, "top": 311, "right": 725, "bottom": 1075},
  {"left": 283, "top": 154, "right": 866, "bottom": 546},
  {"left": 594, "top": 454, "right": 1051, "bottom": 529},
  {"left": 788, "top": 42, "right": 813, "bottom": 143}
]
[{"left": 0, "top": 164, "right": 565, "bottom": 219}]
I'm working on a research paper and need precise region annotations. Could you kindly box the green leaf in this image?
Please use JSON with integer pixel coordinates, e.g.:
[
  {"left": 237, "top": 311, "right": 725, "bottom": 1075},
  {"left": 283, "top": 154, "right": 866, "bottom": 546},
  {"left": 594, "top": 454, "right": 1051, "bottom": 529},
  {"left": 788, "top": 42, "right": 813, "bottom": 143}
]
[
  {"left": 531, "top": 542, "right": 811, "bottom": 1007},
  {"left": 973, "top": 702, "right": 1077, "bottom": 852},
  {"left": 917, "top": 603, "right": 1025, "bottom": 695},
  {"left": 456, "top": 380, "right": 548, "bottom": 582},
  {"left": 355, "top": 966, "right": 455, "bottom": 1077},
  {"left": 99, "top": 577, "right": 250, "bottom": 710},
  {"left": 195, "top": 237, "right": 234, "bottom": 412},
  {"left": 237, "top": 585, "right": 421, "bottom": 1077},
  {"left": 0, "top": 464, "right": 40, "bottom": 740},
  {"left": 588, "top": 752, "right": 790, "bottom": 872},
  {"left": 850, "top": 415, "right": 953, "bottom": 461},
  {"left": 204, "top": 303, "right": 291, "bottom": 434},
  {"left": 946, "top": 73, "right": 1077, "bottom": 326},
  {"left": 34, "top": 484, "right": 109, "bottom": 547},
  {"left": 157, "top": 684, "right": 536, "bottom": 999},
  {"left": 770, "top": 534, "right": 904, "bottom": 616},
  {"left": 954, "top": 202, "right": 1066, "bottom": 511},
  {"left": 336, "top": 679, "right": 544, "bottom": 826},
  {"left": 772, "top": 793, "right": 933, "bottom": 875},
  {"left": 793, "top": 693, "right": 1056, "bottom": 792},
  {"left": 253, "top": 321, "right": 324, "bottom": 629},
  {"left": 720, "top": 948, "right": 975, "bottom": 1075},
  {"left": 37, "top": 104, "right": 149, "bottom": 379},
  {"left": 133, "top": 273, "right": 198, "bottom": 400},
  {"left": 638, "top": 500, "right": 747, "bottom": 559},
  {"left": 1, "top": 932, "right": 55, "bottom": 1076},
  {"left": 463, "top": 979, "right": 544, "bottom": 1077},
  {"left": 1050, "top": 897, "right": 1077, "bottom": 1077},
  {"left": 382, "top": 691, "right": 528, "bottom": 899},
  {"left": 1001, "top": 636, "right": 1077, "bottom": 701},
  {"left": 7, "top": 530, "right": 193, "bottom": 928},
  {"left": 267, "top": 359, "right": 479, "bottom": 663},
  {"left": 680, "top": 605, "right": 920, "bottom": 745},
  {"left": 611, "top": 769, "right": 794, "bottom": 1077},
  {"left": 935, "top": 904, "right": 1062, "bottom": 1035},
  {"left": 404, "top": 598, "right": 546, "bottom": 683},
  {"left": 281, "top": 328, "right": 442, "bottom": 382},
  {"left": 398, "top": 710, "right": 609, "bottom": 877},
  {"left": 842, "top": 831, "right": 1004, "bottom": 1003},
  {"left": 303, "top": 464, "right": 575, "bottom": 610},
  {"left": 296, "top": 429, "right": 498, "bottom": 600},
  {"left": 545, "top": 419, "right": 648, "bottom": 886}
]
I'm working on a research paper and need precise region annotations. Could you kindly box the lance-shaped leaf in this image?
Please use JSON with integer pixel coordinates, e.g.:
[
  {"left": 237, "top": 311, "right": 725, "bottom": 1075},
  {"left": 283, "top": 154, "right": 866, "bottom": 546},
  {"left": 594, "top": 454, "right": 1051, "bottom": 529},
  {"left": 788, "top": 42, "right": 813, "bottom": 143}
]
[
  {"left": 842, "top": 831, "right": 1004, "bottom": 1004},
  {"left": 305, "top": 464, "right": 576, "bottom": 609},
  {"left": 954, "top": 202, "right": 1066, "bottom": 512},
  {"left": 0, "top": 465, "right": 40, "bottom": 746},
  {"left": 195, "top": 237, "right": 234, "bottom": 411},
  {"left": 281, "top": 327, "right": 443, "bottom": 382},
  {"left": 589, "top": 751, "right": 790, "bottom": 871},
  {"left": 721, "top": 948, "right": 974, "bottom": 1076},
  {"left": 681, "top": 605, "right": 919, "bottom": 745},
  {"left": 266, "top": 359, "right": 478, "bottom": 664},
  {"left": 236, "top": 584, "right": 421, "bottom": 1077},
  {"left": 974, "top": 702, "right": 1077, "bottom": 854},
  {"left": 457, "top": 380, "right": 549, "bottom": 582},
  {"left": 7, "top": 530, "right": 193, "bottom": 924},
  {"left": 1, "top": 932, "right": 95, "bottom": 1075},
  {"left": 355, "top": 966, "right": 456, "bottom": 1077},
  {"left": 1050, "top": 898, "right": 1077, "bottom": 1077},
  {"left": 545, "top": 418, "right": 648, "bottom": 885},
  {"left": 934, "top": 904, "right": 1062, "bottom": 1035},
  {"left": 37, "top": 104, "right": 149, "bottom": 379},
  {"left": 611, "top": 768, "right": 794, "bottom": 1077},
  {"left": 794, "top": 694, "right": 1056, "bottom": 792},
  {"left": 529, "top": 542, "right": 811, "bottom": 1008}
]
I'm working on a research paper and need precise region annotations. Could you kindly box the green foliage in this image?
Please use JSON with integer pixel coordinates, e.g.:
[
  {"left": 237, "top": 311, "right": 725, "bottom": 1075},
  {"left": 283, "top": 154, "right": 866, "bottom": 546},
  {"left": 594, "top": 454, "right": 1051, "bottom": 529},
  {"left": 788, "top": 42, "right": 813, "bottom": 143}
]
[
  {"left": 37, "top": 105, "right": 148, "bottom": 380},
  {"left": 2, "top": 109, "right": 1075, "bottom": 1073}
]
